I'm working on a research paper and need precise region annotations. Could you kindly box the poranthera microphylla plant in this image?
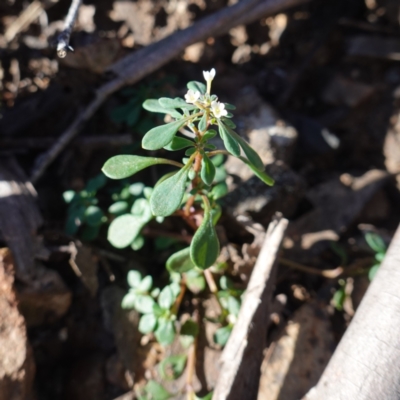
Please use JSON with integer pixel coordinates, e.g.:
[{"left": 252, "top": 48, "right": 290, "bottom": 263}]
[{"left": 102, "top": 69, "right": 274, "bottom": 398}]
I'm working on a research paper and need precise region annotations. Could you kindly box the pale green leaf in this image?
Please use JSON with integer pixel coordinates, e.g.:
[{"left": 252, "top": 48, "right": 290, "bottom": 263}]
[
  {"left": 142, "top": 119, "right": 188, "bottom": 150},
  {"left": 218, "top": 122, "right": 240, "bottom": 156},
  {"left": 201, "top": 153, "right": 216, "bottom": 185},
  {"left": 108, "top": 214, "right": 144, "bottom": 248},
  {"left": 163, "top": 136, "right": 195, "bottom": 151},
  {"left": 142, "top": 99, "right": 181, "bottom": 118},
  {"left": 139, "top": 313, "right": 157, "bottom": 334},
  {"left": 102, "top": 155, "right": 178, "bottom": 179},
  {"left": 150, "top": 167, "right": 190, "bottom": 217},
  {"left": 158, "top": 286, "right": 174, "bottom": 310},
  {"left": 166, "top": 247, "right": 195, "bottom": 273},
  {"left": 155, "top": 319, "right": 175, "bottom": 346},
  {"left": 190, "top": 201, "right": 220, "bottom": 269}
]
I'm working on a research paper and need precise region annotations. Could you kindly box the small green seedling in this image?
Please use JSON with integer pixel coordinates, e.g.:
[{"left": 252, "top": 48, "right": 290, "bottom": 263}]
[
  {"left": 365, "top": 232, "right": 387, "bottom": 281},
  {"left": 63, "top": 173, "right": 108, "bottom": 241},
  {"left": 104, "top": 69, "right": 275, "bottom": 397}
]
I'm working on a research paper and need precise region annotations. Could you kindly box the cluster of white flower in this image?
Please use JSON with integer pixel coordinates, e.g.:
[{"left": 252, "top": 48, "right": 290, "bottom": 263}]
[{"left": 184, "top": 68, "right": 228, "bottom": 120}]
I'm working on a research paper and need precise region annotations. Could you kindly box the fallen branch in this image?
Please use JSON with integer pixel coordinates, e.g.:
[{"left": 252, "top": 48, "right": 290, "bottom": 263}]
[
  {"left": 213, "top": 214, "right": 288, "bottom": 400},
  {"left": 31, "top": 0, "right": 311, "bottom": 183},
  {"left": 304, "top": 222, "right": 400, "bottom": 400}
]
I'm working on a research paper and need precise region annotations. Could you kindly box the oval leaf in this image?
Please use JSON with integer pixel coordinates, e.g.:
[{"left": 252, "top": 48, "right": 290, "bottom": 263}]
[
  {"left": 142, "top": 119, "right": 188, "bottom": 150},
  {"left": 227, "top": 127, "right": 264, "bottom": 171},
  {"left": 150, "top": 167, "right": 190, "bottom": 217},
  {"left": 108, "top": 214, "right": 144, "bottom": 248},
  {"left": 143, "top": 99, "right": 182, "bottom": 118},
  {"left": 159, "top": 97, "right": 196, "bottom": 110},
  {"left": 155, "top": 319, "right": 176, "bottom": 346},
  {"left": 241, "top": 159, "right": 274, "bottom": 186},
  {"left": 102, "top": 155, "right": 177, "bottom": 179},
  {"left": 164, "top": 136, "right": 195, "bottom": 151},
  {"left": 158, "top": 286, "right": 174, "bottom": 310},
  {"left": 187, "top": 81, "right": 206, "bottom": 94},
  {"left": 218, "top": 123, "right": 240, "bottom": 156},
  {"left": 166, "top": 247, "right": 195, "bottom": 273},
  {"left": 139, "top": 313, "right": 157, "bottom": 334},
  {"left": 190, "top": 202, "right": 220, "bottom": 269},
  {"left": 200, "top": 154, "right": 216, "bottom": 185}
]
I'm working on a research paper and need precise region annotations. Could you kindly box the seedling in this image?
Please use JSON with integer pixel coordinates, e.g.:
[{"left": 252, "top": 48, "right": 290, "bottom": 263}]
[{"left": 102, "top": 69, "right": 274, "bottom": 398}]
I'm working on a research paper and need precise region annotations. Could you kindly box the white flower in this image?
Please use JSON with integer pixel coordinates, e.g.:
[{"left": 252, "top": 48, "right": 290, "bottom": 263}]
[
  {"left": 184, "top": 89, "right": 201, "bottom": 104},
  {"left": 211, "top": 101, "right": 228, "bottom": 118},
  {"left": 203, "top": 68, "right": 216, "bottom": 82}
]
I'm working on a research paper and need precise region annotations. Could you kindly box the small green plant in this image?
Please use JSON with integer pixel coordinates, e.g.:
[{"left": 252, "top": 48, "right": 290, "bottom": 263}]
[
  {"left": 365, "top": 232, "right": 387, "bottom": 280},
  {"left": 63, "top": 173, "right": 108, "bottom": 240},
  {"left": 102, "top": 69, "right": 274, "bottom": 398}
]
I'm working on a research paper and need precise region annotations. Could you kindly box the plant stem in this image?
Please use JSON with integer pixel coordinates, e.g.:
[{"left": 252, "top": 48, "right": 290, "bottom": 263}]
[
  {"left": 204, "top": 269, "right": 224, "bottom": 312},
  {"left": 279, "top": 257, "right": 343, "bottom": 278},
  {"left": 206, "top": 149, "right": 231, "bottom": 157},
  {"left": 186, "top": 308, "right": 199, "bottom": 400},
  {"left": 171, "top": 278, "right": 187, "bottom": 316}
]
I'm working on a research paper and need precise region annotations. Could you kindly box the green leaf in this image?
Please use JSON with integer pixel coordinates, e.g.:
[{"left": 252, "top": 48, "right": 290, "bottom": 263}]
[
  {"left": 240, "top": 158, "right": 274, "bottom": 186},
  {"left": 224, "top": 103, "right": 236, "bottom": 110},
  {"left": 228, "top": 296, "right": 240, "bottom": 316},
  {"left": 190, "top": 200, "right": 220, "bottom": 269},
  {"left": 214, "top": 325, "right": 232, "bottom": 346},
  {"left": 365, "top": 232, "right": 387, "bottom": 254},
  {"left": 195, "top": 392, "right": 213, "bottom": 400},
  {"left": 139, "top": 313, "right": 157, "bottom": 334},
  {"left": 131, "top": 234, "right": 145, "bottom": 250},
  {"left": 143, "top": 380, "right": 172, "bottom": 400},
  {"left": 137, "top": 275, "right": 153, "bottom": 292},
  {"left": 375, "top": 253, "right": 385, "bottom": 262},
  {"left": 108, "top": 201, "right": 129, "bottom": 215},
  {"left": 201, "top": 154, "right": 216, "bottom": 185},
  {"left": 121, "top": 292, "right": 136, "bottom": 309},
  {"left": 159, "top": 97, "right": 196, "bottom": 110},
  {"left": 129, "top": 182, "right": 145, "bottom": 196},
  {"left": 155, "top": 319, "right": 175, "bottom": 346},
  {"left": 211, "top": 205, "right": 222, "bottom": 225},
  {"left": 163, "top": 136, "right": 195, "bottom": 151},
  {"left": 368, "top": 263, "right": 380, "bottom": 281},
  {"left": 142, "top": 119, "right": 188, "bottom": 150},
  {"left": 103, "top": 155, "right": 179, "bottom": 179},
  {"left": 84, "top": 205, "right": 105, "bottom": 227},
  {"left": 63, "top": 190, "right": 76, "bottom": 203},
  {"left": 218, "top": 122, "right": 240, "bottom": 156},
  {"left": 227, "top": 127, "right": 264, "bottom": 171},
  {"left": 143, "top": 99, "right": 181, "bottom": 118},
  {"left": 150, "top": 166, "right": 190, "bottom": 217},
  {"left": 131, "top": 198, "right": 152, "bottom": 222},
  {"left": 108, "top": 214, "right": 144, "bottom": 248},
  {"left": 186, "top": 269, "right": 206, "bottom": 294},
  {"left": 169, "top": 282, "right": 181, "bottom": 298},
  {"left": 202, "top": 129, "right": 217, "bottom": 141},
  {"left": 332, "top": 287, "right": 346, "bottom": 311},
  {"left": 185, "top": 148, "right": 196, "bottom": 156},
  {"left": 211, "top": 182, "right": 228, "bottom": 200},
  {"left": 180, "top": 319, "right": 199, "bottom": 338},
  {"left": 222, "top": 118, "right": 236, "bottom": 129},
  {"left": 127, "top": 270, "right": 142, "bottom": 288},
  {"left": 135, "top": 295, "right": 156, "bottom": 314},
  {"left": 198, "top": 113, "right": 207, "bottom": 132},
  {"left": 86, "top": 173, "right": 107, "bottom": 192},
  {"left": 158, "top": 286, "right": 175, "bottom": 310},
  {"left": 211, "top": 153, "right": 224, "bottom": 167},
  {"left": 219, "top": 276, "right": 235, "bottom": 290},
  {"left": 166, "top": 247, "right": 195, "bottom": 273},
  {"left": 187, "top": 81, "right": 206, "bottom": 94},
  {"left": 159, "top": 355, "right": 187, "bottom": 380}
]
